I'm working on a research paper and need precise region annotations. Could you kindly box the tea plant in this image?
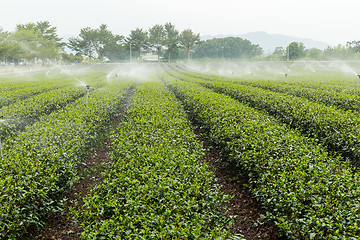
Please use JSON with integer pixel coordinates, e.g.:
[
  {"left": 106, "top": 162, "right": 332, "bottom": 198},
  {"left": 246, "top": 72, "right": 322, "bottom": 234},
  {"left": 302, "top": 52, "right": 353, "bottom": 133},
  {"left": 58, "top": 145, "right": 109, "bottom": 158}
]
[
  {"left": 0, "top": 79, "right": 135, "bottom": 239},
  {"left": 162, "top": 72, "right": 360, "bottom": 239},
  {"left": 74, "top": 78, "right": 239, "bottom": 239},
  {"left": 167, "top": 70, "right": 360, "bottom": 168}
]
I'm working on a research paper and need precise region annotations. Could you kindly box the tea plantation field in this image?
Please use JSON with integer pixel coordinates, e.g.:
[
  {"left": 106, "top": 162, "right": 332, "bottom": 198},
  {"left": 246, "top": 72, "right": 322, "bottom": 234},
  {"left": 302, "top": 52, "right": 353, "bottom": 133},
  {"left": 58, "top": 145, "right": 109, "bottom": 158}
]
[{"left": 1, "top": 63, "right": 360, "bottom": 239}]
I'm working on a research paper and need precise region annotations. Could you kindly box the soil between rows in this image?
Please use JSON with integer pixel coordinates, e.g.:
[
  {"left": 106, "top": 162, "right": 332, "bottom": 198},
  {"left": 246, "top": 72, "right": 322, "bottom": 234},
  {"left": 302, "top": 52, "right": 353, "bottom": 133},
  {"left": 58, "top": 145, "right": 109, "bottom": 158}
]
[
  {"left": 194, "top": 127, "right": 283, "bottom": 239},
  {"left": 33, "top": 92, "right": 134, "bottom": 240},
  {"left": 34, "top": 144, "right": 110, "bottom": 240}
]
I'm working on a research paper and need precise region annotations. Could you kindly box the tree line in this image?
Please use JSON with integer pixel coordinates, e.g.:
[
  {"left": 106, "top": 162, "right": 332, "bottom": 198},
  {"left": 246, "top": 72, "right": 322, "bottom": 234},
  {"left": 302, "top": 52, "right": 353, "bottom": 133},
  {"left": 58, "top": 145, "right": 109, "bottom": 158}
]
[
  {"left": 0, "top": 21, "right": 267, "bottom": 65},
  {"left": 193, "top": 37, "right": 263, "bottom": 59},
  {"left": 0, "top": 21, "right": 64, "bottom": 65},
  {"left": 0, "top": 21, "right": 205, "bottom": 64},
  {"left": 5, "top": 20, "right": 359, "bottom": 64},
  {"left": 68, "top": 23, "right": 204, "bottom": 63},
  {"left": 268, "top": 41, "right": 360, "bottom": 61}
]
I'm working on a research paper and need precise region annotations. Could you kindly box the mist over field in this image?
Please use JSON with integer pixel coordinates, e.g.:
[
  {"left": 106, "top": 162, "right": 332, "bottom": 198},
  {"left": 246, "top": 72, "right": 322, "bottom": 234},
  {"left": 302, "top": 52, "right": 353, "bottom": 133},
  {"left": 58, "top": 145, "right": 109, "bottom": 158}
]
[{"left": 2, "top": 0, "right": 360, "bottom": 239}]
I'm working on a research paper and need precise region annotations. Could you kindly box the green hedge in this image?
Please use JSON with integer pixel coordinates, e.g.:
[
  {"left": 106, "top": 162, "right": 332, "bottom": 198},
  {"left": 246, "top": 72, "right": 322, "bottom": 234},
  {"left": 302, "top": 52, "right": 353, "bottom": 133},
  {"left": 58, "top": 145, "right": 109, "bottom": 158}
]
[
  {"left": 166, "top": 70, "right": 360, "bottom": 168},
  {"left": 162, "top": 72, "right": 360, "bottom": 239},
  {"left": 238, "top": 81, "right": 360, "bottom": 111},
  {"left": 0, "top": 79, "right": 135, "bottom": 239},
  {"left": 0, "top": 86, "right": 87, "bottom": 137},
  {"left": 169, "top": 68, "right": 360, "bottom": 112},
  {"left": 0, "top": 80, "right": 68, "bottom": 108},
  {"left": 74, "top": 79, "right": 238, "bottom": 239},
  {"left": 168, "top": 65, "right": 353, "bottom": 93}
]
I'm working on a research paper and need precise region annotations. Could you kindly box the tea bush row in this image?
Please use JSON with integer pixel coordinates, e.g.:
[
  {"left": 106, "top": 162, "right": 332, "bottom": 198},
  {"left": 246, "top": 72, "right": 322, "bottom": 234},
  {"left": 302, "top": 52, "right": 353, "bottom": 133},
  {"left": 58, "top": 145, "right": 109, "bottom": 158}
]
[
  {"left": 0, "top": 79, "right": 135, "bottom": 239},
  {"left": 74, "top": 79, "right": 238, "bottom": 239},
  {"left": 168, "top": 68, "right": 360, "bottom": 112},
  {"left": 167, "top": 70, "right": 360, "bottom": 168},
  {"left": 0, "top": 86, "right": 87, "bottom": 137},
  {"left": 162, "top": 73, "right": 360, "bottom": 239}
]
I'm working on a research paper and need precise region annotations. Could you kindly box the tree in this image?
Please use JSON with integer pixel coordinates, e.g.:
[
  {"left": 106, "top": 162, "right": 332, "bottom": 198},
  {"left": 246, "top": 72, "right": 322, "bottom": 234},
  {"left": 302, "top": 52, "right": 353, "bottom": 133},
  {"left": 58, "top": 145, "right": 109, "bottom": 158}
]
[
  {"left": 164, "top": 22, "right": 179, "bottom": 63},
  {"left": 61, "top": 52, "right": 83, "bottom": 64},
  {"left": 5, "top": 41, "right": 22, "bottom": 64},
  {"left": 104, "top": 41, "right": 128, "bottom": 62},
  {"left": 35, "top": 21, "right": 63, "bottom": 48},
  {"left": 179, "top": 29, "right": 201, "bottom": 61},
  {"left": 0, "top": 28, "right": 12, "bottom": 63},
  {"left": 192, "top": 37, "right": 263, "bottom": 59},
  {"left": 0, "top": 28, "right": 22, "bottom": 65},
  {"left": 286, "top": 42, "right": 306, "bottom": 60},
  {"left": 347, "top": 40, "right": 360, "bottom": 54},
  {"left": 268, "top": 47, "right": 286, "bottom": 60},
  {"left": 126, "top": 28, "right": 148, "bottom": 61},
  {"left": 68, "top": 33, "right": 93, "bottom": 62},
  {"left": 323, "top": 44, "right": 353, "bottom": 60},
  {"left": 11, "top": 27, "right": 42, "bottom": 63},
  {"left": 148, "top": 24, "right": 166, "bottom": 62},
  {"left": 93, "top": 24, "right": 123, "bottom": 62},
  {"left": 307, "top": 48, "right": 323, "bottom": 60},
  {"left": 68, "top": 24, "right": 122, "bottom": 63},
  {"left": 273, "top": 47, "right": 285, "bottom": 56},
  {"left": 14, "top": 21, "right": 63, "bottom": 63}
]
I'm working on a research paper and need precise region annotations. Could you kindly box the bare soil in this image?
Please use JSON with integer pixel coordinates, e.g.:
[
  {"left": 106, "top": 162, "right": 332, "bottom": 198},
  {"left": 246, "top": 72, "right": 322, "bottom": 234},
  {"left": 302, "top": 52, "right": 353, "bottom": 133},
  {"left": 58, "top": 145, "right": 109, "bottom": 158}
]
[
  {"left": 195, "top": 129, "right": 284, "bottom": 240},
  {"left": 32, "top": 92, "right": 133, "bottom": 240},
  {"left": 34, "top": 144, "right": 110, "bottom": 240}
]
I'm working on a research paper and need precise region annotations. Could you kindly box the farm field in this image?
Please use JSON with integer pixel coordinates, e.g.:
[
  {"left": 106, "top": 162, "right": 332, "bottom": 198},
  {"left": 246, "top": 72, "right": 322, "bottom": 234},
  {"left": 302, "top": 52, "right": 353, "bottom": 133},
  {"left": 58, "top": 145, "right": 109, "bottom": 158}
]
[{"left": 1, "top": 62, "right": 360, "bottom": 239}]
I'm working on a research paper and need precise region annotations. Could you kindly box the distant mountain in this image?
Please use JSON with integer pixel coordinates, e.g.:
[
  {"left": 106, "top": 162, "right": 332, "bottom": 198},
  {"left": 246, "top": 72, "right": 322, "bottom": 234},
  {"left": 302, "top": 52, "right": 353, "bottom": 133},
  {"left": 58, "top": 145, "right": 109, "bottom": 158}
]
[{"left": 201, "top": 31, "right": 330, "bottom": 53}]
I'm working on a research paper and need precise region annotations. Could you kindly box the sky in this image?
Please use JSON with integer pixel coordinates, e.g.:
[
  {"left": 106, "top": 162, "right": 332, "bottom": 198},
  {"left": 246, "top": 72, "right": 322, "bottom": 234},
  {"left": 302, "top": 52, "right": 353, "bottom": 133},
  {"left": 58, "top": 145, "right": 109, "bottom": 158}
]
[{"left": 1, "top": 0, "right": 359, "bottom": 47}]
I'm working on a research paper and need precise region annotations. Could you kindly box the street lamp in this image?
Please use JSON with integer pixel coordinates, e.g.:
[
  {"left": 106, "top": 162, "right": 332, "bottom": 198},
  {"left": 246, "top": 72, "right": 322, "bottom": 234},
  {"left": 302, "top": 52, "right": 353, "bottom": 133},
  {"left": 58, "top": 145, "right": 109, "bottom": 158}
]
[
  {"left": 130, "top": 43, "right": 132, "bottom": 62},
  {"left": 287, "top": 45, "right": 290, "bottom": 62}
]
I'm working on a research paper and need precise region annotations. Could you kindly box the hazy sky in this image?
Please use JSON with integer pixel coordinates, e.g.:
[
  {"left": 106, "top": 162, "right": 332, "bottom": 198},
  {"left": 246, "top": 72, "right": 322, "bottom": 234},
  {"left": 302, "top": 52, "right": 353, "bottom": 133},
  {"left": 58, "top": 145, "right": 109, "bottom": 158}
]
[{"left": 1, "top": 0, "right": 359, "bottom": 46}]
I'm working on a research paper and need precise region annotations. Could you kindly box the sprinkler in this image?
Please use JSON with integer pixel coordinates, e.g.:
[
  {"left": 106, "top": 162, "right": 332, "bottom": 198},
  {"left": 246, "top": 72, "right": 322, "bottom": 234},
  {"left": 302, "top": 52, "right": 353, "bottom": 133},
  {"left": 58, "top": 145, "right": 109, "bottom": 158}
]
[
  {"left": 283, "top": 73, "right": 288, "bottom": 82},
  {"left": 0, "top": 120, "right": 3, "bottom": 158},
  {"left": 86, "top": 85, "right": 90, "bottom": 104},
  {"left": 0, "top": 138, "right": 2, "bottom": 158},
  {"left": 357, "top": 74, "right": 360, "bottom": 92}
]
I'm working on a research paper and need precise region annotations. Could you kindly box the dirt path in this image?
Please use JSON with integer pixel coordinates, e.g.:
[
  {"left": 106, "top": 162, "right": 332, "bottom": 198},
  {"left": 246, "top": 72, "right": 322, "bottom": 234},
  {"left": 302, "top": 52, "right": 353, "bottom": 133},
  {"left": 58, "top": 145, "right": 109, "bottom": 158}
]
[
  {"left": 34, "top": 145, "right": 110, "bottom": 240},
  {"left": 33, "top": 92, "right": 133, "bottom": 240},
  {"left": 194, "top": 129, "right": 284, "bottom": 240}
]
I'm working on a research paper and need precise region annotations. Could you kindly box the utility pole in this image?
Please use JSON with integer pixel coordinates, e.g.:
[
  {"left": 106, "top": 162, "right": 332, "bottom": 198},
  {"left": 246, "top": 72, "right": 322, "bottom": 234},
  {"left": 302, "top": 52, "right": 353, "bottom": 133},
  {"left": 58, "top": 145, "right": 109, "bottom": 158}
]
[
  {"left": 287, "top": 45, "right": 290, "bottom": 62},
  {"left": 130, "top": 43, "right": 132, "bottom": 62}
]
